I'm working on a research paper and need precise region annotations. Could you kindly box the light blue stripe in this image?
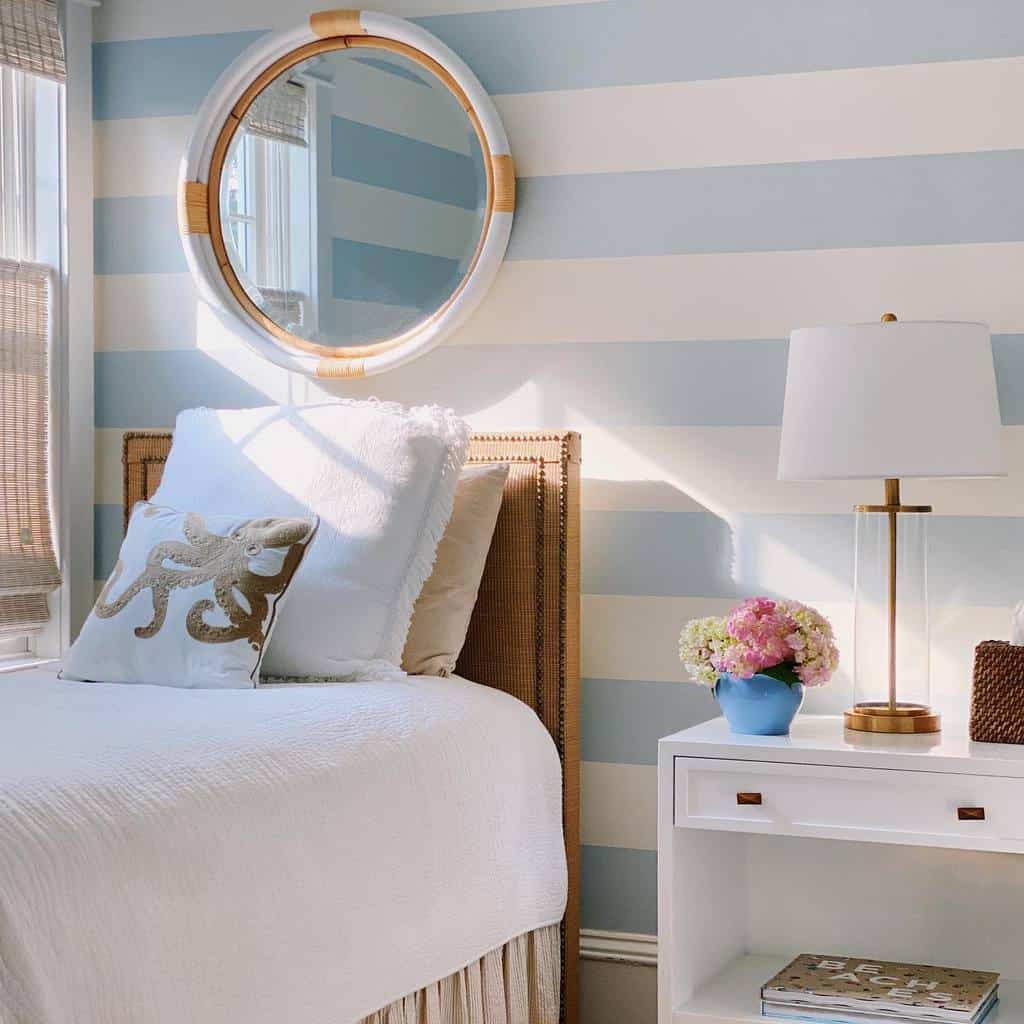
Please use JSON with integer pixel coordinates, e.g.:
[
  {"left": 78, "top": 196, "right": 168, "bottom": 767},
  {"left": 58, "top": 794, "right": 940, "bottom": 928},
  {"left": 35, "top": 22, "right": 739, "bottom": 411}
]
[
  {"left": 95, "top": 351, "right": 271, "bottom": 429},
  {"left": 510, "top": 151, "right": 1024, "bottom": 261},
  {"left": 93, "top": 495, "right": 1024, "bottom": 606},
  {"left": 582, "top": 510, "right": 1024, "bottom": 607},
  {"left": 993, "top": 334, "right": 1024, "bottom": 422},
  {"left": 584, "top": 510, "right": 741, "bottom": 600},
  {"left": 93, "top": 342, "right": 787, "bottom": 427},
  {"left": 332, "top": 238, "right": 461, "bottom": 308},
  {"left": 93, "top": 338, "right": 1024, "bottom": 428},
  {"left": 331, "top": 115, "right": 479, "bottom": 210},
  {"left": 583, "top": 678, "right": 717, "bottom": 766},
  {"left": 94, "top": 503, "right": 123, "bottom": 580},
  {"left": 94, "top": 197, "right": 185, "bottom": 275},
  {"left": 418, "top": 0, "right": 1024, "bottom": 95},
  {"left": 94, "top": 149, "right": 1024, "bottom": 269},
  {"left": 581, "top": 845, "right": 656, "bottom": 935},
  {"left": 91, "top": 2, "right": 1024, "bottom": 120},
  {"left": 93, "top": 31, "right": 264, "bottom": 120}
]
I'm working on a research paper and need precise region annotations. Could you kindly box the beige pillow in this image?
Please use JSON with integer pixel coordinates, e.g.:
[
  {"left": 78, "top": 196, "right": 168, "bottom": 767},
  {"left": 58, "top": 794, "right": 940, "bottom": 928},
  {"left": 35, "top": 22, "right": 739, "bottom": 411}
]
[{"left": 402, "top": 462, "right": 510, "bottom": 676}]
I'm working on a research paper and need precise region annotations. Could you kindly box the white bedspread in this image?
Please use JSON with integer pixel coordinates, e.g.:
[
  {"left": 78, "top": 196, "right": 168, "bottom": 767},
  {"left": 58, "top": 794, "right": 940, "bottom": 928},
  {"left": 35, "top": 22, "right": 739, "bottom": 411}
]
[{"left": 0, "top": 667, "right": 566, "bottom": 1024}]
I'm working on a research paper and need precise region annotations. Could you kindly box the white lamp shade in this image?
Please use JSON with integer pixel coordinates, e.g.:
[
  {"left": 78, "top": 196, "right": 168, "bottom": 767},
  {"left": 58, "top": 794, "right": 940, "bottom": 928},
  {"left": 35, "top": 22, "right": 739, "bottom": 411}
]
[{"left": 778, "top": 321, "right": 1004, "bottom": 480}]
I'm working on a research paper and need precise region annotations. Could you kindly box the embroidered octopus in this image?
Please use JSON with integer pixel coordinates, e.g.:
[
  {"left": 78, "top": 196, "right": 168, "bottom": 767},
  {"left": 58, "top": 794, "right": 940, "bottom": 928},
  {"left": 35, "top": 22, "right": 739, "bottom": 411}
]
[{"left": 95, "top": 510, "right": 313, "bottom": 648}]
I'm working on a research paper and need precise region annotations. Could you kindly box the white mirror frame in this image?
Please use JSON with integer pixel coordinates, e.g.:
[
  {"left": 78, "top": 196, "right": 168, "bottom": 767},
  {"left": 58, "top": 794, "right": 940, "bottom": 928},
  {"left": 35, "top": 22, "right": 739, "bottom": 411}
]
[{"left": 178, "top": 9, "right": 515, "bottom": 379}]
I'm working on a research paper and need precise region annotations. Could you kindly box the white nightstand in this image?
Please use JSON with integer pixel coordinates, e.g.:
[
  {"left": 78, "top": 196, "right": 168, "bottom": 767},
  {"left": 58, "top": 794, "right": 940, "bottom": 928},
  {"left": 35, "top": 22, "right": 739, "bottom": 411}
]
[{"left": 658, "top": 715, "right": 1024, "bottom": 1024}]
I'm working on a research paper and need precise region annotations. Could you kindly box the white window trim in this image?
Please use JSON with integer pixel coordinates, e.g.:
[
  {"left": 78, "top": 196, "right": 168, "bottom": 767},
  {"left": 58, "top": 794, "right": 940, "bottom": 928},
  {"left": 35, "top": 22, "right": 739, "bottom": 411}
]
[
  {"left": 0, "top": 2, "right": 92, "bottom": 671},
  {"left": 61, "top": 0, "right": 95, "bottom": 649}
]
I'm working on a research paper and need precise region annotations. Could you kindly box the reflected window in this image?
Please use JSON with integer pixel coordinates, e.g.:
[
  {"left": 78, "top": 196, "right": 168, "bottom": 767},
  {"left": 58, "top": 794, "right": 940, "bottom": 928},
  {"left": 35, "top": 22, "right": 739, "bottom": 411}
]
[{"left": 224, "top": 84, "right": 315, "bottom": 335}]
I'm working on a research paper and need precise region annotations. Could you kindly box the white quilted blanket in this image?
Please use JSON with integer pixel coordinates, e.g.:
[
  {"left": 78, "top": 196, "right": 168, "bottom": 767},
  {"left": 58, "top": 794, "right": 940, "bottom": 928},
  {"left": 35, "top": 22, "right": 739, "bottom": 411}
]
[{"left": 0, "top": 667, "right": 566, "bottom": 1023}]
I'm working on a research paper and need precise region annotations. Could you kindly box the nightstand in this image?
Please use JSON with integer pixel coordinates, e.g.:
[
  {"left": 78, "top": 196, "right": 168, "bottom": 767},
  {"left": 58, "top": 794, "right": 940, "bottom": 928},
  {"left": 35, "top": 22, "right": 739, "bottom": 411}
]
[{"left": 658, "top": 715, "right": 1024, "bottom": 1024}]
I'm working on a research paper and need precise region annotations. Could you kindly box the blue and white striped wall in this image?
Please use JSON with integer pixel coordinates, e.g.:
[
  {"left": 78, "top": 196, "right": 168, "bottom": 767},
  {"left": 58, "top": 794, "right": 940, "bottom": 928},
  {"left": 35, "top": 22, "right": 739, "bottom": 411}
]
[
  {"left": 317, "top": 55, "right": 482, "bottom": 339},
  {"left": 93, "top": 0, "right": 1024, "bottom": 942}
]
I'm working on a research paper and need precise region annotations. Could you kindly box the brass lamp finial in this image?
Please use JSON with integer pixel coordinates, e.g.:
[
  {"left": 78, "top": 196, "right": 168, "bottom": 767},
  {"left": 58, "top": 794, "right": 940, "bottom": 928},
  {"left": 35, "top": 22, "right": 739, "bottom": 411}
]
[{"left": 881, "top": 312, "right": 898, "bottom": 322}]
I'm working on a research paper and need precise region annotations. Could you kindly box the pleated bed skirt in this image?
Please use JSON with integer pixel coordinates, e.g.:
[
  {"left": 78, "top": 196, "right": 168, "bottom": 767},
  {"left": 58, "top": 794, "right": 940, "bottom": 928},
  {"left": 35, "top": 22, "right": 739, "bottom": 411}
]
[{"left": 358, "top": 924, "right": 561, "bottom": 1024}]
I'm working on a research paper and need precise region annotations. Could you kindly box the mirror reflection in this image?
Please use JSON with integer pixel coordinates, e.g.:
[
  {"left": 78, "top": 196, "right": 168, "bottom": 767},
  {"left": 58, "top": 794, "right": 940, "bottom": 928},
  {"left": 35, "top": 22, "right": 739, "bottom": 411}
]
[{"left": 220, "top": 45, "right": 489, "bottom": 349}]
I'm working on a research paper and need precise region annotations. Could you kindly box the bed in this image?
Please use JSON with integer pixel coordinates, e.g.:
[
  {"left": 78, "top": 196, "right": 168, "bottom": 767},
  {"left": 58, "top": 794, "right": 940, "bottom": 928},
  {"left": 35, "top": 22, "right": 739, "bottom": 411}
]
[{"left": 0, "top": 431, "right": 580, "bottom": 1024}]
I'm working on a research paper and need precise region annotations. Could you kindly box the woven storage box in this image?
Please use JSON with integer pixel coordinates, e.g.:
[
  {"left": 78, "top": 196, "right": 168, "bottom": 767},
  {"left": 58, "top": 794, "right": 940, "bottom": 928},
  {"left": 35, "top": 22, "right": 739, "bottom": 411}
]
[{"left": 970, "top": 641, "right": 1024, "bottom": 743}]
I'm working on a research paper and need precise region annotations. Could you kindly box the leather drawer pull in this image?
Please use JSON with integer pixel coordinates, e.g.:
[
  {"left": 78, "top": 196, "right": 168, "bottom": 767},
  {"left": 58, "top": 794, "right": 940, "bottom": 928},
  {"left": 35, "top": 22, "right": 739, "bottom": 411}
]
[
  {"left": 958, "top": 807, "right": 986, "bottom": 821},
  {"left": 736, "top": 792, "right": 762, "bottom": 806}
]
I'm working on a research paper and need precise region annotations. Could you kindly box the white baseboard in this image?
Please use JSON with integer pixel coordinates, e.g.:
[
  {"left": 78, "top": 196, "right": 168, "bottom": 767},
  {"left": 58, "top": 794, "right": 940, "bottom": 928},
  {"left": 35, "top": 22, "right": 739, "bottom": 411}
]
[{"left": 580, "top": 929, "right": 658, "bottom": 966}]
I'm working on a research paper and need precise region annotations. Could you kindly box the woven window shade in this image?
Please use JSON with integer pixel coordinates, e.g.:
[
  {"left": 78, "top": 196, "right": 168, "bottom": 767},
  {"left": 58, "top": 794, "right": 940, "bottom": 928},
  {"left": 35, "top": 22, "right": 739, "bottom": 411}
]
[
  {"left": 0, "top": 0, "right": 65, "bottom": 83},
  {"left": 245, "top": 79, "right": 307, "bottom": 148},
  {"left": 0, "top": 258, "right": 61, "bottom": 637}
]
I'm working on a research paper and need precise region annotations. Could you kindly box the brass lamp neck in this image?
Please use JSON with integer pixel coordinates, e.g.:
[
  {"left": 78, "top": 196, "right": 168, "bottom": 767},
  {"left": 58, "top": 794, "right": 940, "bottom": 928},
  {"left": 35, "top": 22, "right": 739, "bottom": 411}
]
[{"left": 855, "top": 478, "right": 932, "bottom": 515}]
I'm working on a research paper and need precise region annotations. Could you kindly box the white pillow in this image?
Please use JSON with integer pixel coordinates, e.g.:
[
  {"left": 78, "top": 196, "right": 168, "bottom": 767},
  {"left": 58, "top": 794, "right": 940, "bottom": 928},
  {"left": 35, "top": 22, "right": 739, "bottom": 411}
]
[
  {"left": 63, "top": 503, "right": 318, "bottom": 688},
  {"left": 152, "top": 401, "right": 470, "bottom": 680}
]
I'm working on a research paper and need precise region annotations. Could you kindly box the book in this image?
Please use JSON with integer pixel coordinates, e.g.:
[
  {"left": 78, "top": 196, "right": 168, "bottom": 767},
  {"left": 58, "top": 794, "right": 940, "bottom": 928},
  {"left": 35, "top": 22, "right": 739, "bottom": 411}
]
[
  {"left": 760, "top": 989, "right": 999, "bottom": 1024},
  {"left": 761, "top": 955, "right": 1000, "bottom": 1023}
]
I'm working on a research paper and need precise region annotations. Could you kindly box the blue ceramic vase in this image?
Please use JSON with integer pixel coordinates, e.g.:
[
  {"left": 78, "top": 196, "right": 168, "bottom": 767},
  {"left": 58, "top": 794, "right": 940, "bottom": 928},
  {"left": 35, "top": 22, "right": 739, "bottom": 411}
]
[{"left": 714, "top": 672, "right": 804, "bottom": 736}]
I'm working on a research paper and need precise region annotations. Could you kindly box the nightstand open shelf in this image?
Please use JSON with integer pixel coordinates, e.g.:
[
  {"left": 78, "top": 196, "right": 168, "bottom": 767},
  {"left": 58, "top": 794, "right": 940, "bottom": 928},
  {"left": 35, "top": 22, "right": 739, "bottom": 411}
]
[
  {"left": 659, "top": 717, "right": 1024, "bottom": 1024},
  {"left": 672, "top": 955, "right": 1024, "bottom": 1024}
]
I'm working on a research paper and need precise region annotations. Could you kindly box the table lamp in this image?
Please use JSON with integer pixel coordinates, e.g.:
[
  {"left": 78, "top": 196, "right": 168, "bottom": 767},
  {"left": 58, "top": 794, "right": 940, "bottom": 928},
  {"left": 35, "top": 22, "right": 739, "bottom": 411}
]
[{"left": 778, "top": 315, "right": 1003, "bottom": 734}]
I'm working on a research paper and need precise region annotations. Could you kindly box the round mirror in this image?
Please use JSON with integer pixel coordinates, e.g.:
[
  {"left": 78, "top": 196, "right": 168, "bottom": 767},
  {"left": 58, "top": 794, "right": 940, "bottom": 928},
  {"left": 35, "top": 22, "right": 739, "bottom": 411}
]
[{"left": 179, "top": 11, "right": 515, "bottom": 378}]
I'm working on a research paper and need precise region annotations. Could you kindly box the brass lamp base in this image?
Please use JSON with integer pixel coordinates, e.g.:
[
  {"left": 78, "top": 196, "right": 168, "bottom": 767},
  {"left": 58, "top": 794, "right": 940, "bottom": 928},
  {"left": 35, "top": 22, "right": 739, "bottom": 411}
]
[{"left": 844, "top": 702, "right": 942, "bottom": 734}]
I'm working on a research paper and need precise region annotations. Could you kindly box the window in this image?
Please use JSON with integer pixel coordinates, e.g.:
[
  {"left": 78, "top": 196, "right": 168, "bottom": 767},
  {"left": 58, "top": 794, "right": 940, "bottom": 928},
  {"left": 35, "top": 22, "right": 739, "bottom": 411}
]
[
  {"left": 223, "top": 77, "right": 315, "bottom": 335},
  {"left": 0, "top": 0, "right": 65, "bottom": 665}
]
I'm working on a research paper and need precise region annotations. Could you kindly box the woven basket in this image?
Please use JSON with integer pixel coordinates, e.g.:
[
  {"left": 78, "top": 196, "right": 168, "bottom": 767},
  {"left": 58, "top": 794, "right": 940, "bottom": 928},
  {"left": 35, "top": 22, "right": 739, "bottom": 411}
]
[{"left": 970, "top": 641, "right": 1024, "bottom": 743}]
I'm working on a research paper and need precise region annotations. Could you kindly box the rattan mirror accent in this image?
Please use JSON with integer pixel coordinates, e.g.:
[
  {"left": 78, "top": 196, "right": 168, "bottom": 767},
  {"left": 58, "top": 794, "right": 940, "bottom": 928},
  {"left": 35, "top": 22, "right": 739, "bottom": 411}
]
[{"left": 178, "top": 10, "right": 515, "bottom": 378}]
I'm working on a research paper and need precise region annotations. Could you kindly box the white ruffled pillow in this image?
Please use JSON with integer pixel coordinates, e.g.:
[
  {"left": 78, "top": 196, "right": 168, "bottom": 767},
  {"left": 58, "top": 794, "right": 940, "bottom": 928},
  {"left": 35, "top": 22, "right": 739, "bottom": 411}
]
[
  {"left": 63, "top": 503, "right": 318, "bottom": 688},
  {"left": 152, "top": 401, "right": 470, "bottom": 681}
]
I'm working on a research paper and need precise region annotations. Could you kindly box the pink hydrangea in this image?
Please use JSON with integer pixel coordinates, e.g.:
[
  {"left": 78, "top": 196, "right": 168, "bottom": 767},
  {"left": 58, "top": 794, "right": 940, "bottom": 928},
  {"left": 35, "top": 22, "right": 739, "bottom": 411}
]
[
  {"left": 680, "top": 596, "right": 839, "bottom": 689},
  {"left": 720, "top": 598, "right": 797, "bottom": 675},
  {"left": 776, "top": 599, "right": 840, "bottom": 687}
]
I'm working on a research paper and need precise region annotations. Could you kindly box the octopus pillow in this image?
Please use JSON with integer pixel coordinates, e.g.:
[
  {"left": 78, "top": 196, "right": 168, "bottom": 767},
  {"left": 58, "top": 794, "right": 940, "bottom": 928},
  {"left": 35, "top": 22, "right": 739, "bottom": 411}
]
[{"left": 63, "top": 503, "right": 318, "bottom": 688}]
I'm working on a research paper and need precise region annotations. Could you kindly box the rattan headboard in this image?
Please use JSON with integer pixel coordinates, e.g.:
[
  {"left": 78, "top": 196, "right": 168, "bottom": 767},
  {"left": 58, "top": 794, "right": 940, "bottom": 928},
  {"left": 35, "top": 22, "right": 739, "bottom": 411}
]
[{"left": 121, "top": 429, "right": 581, "bottom": 1024}]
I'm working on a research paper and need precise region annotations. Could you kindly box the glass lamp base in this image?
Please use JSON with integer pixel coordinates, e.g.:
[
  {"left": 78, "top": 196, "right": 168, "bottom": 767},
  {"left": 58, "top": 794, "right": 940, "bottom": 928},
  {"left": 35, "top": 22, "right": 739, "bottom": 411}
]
[{"left": 844, "top": 701, "right": 942, "bottom": 734}]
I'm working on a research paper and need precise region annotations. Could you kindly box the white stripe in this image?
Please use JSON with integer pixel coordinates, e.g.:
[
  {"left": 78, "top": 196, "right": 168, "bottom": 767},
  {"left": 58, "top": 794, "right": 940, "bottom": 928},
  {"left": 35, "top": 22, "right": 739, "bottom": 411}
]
[
  {"left": 94, "top": 56, "right": 1024, "bottom": 197},
  {"left": 322, "top": 297, "right": 422, "bottom": 338},
  {"left": 582, "top": 761, "right": 657, "bottom": 851},
  {"left": 450, "top": 241, "right": 1024, "bottom": 345},
  {"left": 95, "top": 273, "right": 199, "bottom": 351},
  {"left": 326, "top": 56, "right": 473, "bottom": 154},
  {"left": 580, "top": 426, "right": 1024, "bottom": 518},
  {"left": 93, "top": 0, "right": 600, "bottom": 43},
  {"left": 95, "top": 116, "right": 193, "bottom": 198},
  {"left": 94, "top": 55, "right": 1024, "bottom": 243},
  {"left": 96, "top": 429, "right": 120, "bottom": 506},
  {"left": 95, "top": 53, "right": 1024, "bottom": 196},
  {"left": 327, "top": 179, "right": 480, "bottom": 260},
  {"left": 97, "top": 417, "right": 1024, "bottom": 519},
  {"left": 95, "top": 242, "right": 1024, "bottom": 351},
  {"left": 498, "top": 57, "right": 1024, "bottom": 178},
  {"left": 583, "top": 595, "right": 732, "bottom": 685},
  {"left": 96, "top": 428, "right": 136, "bottom": 505},
  {"left": 582, "top": 594, "right": 1007, "bottom": 729}
]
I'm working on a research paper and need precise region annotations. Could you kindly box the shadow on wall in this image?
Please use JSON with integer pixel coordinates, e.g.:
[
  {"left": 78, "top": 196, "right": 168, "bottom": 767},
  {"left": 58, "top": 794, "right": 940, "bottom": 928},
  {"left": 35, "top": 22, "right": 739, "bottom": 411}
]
[{"left": 150, "top": 305, "right": 1012, "bottom": 727}]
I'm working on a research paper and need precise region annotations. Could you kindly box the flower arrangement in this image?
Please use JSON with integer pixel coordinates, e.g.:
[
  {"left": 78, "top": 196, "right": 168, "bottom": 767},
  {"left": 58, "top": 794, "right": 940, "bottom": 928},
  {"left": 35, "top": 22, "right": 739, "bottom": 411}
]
[{"left": 679, "top": 597, "right": 839, "bottom": 689}]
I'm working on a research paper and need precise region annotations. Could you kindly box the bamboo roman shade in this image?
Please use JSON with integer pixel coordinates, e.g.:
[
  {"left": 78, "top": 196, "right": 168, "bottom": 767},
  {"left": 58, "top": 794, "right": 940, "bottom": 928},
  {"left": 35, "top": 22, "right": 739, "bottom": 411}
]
[
  {"left": 244, "top": 79, "right": 307, "bottom": 147},
  {"left": 0, "top": 0, "right": 65, "bottom": 82},
  {"left": 0, "top": 259, "right": 61, "bottom": 636}
]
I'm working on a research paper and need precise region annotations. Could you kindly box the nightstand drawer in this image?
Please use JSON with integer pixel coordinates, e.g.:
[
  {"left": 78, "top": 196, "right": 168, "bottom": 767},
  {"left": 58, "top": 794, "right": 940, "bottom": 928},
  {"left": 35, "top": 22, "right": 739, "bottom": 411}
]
[{"left": 674, "top": 757, "right": 1024, "bottom": 850}]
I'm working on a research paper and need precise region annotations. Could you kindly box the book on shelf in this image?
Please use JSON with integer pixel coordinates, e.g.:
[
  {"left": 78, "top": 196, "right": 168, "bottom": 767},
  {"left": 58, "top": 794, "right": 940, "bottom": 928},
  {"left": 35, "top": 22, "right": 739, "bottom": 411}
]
[
  {"left": 761, "top": 955, "right": 999, "bottom": 1024},
  {"left": 761, "top": 990, "right": 999, "bottom": 1024}
]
